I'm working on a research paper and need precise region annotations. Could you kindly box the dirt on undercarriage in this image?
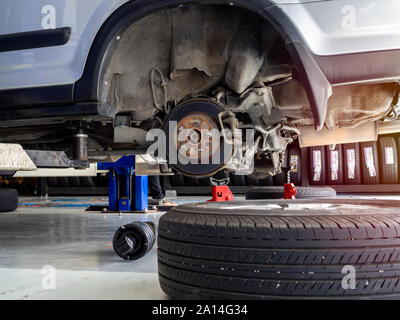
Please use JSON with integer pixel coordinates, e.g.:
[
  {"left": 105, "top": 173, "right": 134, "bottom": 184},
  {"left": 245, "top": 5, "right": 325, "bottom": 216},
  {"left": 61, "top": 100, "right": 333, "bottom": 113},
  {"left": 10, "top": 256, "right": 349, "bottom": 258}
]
[{"left": 104, "top": 5, "right": 289, "bottom": 121}]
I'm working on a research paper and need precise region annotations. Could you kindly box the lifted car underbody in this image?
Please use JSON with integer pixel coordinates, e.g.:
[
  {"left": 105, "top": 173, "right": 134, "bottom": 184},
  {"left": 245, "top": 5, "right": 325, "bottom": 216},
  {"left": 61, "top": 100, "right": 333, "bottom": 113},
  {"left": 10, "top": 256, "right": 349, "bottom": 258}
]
[{"left": 1, "top": 5, "right": 400, "bottom": 178}]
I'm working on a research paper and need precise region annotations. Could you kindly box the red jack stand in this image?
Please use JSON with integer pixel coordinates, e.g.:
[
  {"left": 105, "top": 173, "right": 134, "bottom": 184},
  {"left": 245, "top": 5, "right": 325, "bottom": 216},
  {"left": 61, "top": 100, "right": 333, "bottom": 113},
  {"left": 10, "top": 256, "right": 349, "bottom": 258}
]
[
  {"left": 208, "top": 186, "right": 234, "bottom": 202},
  {"left": 283, "top": 183, "right": 297, "bottom": 199}
]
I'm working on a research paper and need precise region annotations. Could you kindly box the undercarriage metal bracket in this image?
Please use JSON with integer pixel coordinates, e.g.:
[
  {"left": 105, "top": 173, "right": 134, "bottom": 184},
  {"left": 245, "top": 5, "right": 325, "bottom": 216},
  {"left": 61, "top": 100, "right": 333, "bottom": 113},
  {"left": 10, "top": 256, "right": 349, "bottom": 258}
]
[
  {"left": 0, "top": 103, "right": 115, "bottom": 128},
  {"left": 25, "top": 150, "right": 89, "bottom": 169}
]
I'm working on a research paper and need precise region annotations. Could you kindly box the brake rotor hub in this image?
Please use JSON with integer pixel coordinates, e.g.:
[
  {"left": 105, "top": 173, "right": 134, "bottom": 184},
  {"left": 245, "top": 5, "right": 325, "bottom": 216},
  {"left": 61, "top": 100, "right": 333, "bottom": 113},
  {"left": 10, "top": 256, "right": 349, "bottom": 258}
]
[
  {"left": 176, "top": 112, "right": 220, "bottom": 164},
  {"left": 164, "top": 99, "right": 231, "bottom": 177}
]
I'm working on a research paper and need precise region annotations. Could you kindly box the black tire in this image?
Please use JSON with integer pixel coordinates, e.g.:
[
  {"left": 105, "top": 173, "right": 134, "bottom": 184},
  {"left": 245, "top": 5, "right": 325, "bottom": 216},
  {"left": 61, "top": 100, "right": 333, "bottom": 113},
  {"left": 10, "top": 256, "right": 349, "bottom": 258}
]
[
  {"left": 80, "top": 177, "right": 96, "bottom": 187},
  {"left": 230, "top": 174, "right": 246, "bottom": 186},
  {"left": 326, "top": 145, "right": 344, "bottom": 185},
  {"left": 169, "top": 174, "right": 185, "bottom": 187},
  {"left": 309, "top": 146, "right": 326, "bottom": 185},
  {"left": 46, "top": 177, "right": 58, "bottom": 187},
  {"left": 184, "top": 176, "right": 200, "bottom": 186},
  {"left": 57, "top": 177, "right": 70, "bottom": 187},
  {"left": 158, "top": 199, "right": 400, "bottom": 299},
  {"left": 273, "top": 171, "right": 287, "bottom": 186},
  {"left": 360, "top": 141, "right": 380, "bottom": 184},
  {"left": 343, "top": 143, "right": 362, "bottom": 185},
  {"left": 0, "top": 188, "right": 18, "bottom": 212},
  {"left": 68, "top": 177, "right": 81, "bottom": 187},
  {"left": 199, "top": 178, "right": 212, "bottom": 186},
  {"left": 287, "top": 147, "right": 302, "bottom": 185},
  {"left": 378, "top": 136, "right": 399, "bottom": 184},
  {"left": 246, "top": 186, "right": 336, "bottom": 200},
  {"left": 246, "top": 176, "right": 260, "bottom": 187},
  {"left": 260, "top": 176, "right": 274, "bottom": 186}
]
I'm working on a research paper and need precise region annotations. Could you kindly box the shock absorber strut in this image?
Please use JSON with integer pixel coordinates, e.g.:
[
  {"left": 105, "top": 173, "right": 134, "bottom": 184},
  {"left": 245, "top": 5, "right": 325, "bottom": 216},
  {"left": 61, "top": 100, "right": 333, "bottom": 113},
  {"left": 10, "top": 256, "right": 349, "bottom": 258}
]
[{"left": 73, "top": 129, "right": 88, "bottom": 168}]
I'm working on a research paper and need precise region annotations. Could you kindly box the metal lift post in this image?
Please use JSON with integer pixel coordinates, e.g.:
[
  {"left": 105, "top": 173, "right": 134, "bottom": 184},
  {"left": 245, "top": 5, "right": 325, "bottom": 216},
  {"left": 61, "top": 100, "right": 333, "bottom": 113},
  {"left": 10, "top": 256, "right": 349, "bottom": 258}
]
[{"left": 97, "top": 155, "right": 148, "bottom": 212}]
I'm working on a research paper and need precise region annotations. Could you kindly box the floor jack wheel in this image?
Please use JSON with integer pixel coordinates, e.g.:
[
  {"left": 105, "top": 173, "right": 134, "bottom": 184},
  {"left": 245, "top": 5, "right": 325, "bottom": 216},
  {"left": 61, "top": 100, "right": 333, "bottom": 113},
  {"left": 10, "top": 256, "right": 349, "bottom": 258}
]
[{"left": 113, "top": 222, "right": 155, "bottom": 260}]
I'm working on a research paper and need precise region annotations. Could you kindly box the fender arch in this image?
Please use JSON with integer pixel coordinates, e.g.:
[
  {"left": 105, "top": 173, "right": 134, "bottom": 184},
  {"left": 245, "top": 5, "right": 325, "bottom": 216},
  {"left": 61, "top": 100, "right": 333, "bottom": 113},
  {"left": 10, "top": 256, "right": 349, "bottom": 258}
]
[{"left": 73, "top": 0, "right": 331, "bottom": 130}]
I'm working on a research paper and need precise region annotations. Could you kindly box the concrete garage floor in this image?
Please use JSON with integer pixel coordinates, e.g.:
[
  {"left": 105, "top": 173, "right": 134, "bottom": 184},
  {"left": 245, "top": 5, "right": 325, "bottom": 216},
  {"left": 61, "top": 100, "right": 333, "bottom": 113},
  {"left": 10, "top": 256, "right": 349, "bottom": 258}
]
[
  {"left": 0, "top": 196, "right": 212, "bottom": 300},
  {"left": 0, "top": 194, "right": 399, "bottom": 300}
]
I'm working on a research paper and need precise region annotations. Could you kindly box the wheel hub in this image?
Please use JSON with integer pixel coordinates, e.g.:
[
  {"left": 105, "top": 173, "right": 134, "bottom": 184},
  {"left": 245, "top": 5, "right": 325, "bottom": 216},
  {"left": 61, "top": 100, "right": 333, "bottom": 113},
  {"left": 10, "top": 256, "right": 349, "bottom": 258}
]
[
  {"left": 164, "top": 99, "right": 230, "bottom": 177},
  {"left": 175, "top": 112, "right": 220, "bottom": 164}
]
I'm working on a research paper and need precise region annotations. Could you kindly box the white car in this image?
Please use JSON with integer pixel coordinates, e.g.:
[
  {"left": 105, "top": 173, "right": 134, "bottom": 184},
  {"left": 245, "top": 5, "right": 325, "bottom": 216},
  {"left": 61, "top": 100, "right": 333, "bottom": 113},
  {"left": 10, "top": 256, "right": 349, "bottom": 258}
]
[{"left": 1, "top": 0, "right": 400, "bottom": 177}]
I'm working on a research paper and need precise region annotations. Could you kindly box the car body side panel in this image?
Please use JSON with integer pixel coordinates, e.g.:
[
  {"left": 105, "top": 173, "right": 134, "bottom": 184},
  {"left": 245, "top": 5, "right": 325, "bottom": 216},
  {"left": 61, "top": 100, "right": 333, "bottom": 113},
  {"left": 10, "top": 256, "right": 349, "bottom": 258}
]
[
  {"left": 0, "top": 0, "right": 399, "bottom": 131},
  {"left": 0, "top": 0, "right": 129, "bottom": 90},
  {"left": 277, "top": 0, "right": 400, "bottom": 85},
  {"left": 278, "top": 0, "right": 400, "bottom": 56},
  {"left": 0, "top": 0, "right": 400, "bottom": 91}
]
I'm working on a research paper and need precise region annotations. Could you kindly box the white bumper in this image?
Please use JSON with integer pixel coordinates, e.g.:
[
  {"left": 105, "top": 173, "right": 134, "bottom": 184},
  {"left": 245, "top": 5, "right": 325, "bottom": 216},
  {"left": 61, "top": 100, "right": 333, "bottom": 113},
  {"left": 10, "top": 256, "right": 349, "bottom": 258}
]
[{"left": 279, "top": 0, "right": 400, "bottom": 56}]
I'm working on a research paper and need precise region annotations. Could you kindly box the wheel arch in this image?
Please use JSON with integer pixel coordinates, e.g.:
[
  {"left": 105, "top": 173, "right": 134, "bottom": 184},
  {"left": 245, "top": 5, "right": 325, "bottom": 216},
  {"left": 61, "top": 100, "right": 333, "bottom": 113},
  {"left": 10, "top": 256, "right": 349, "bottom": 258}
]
[{"left": 73, "top": 0, "right": 331, "bottom": 130}]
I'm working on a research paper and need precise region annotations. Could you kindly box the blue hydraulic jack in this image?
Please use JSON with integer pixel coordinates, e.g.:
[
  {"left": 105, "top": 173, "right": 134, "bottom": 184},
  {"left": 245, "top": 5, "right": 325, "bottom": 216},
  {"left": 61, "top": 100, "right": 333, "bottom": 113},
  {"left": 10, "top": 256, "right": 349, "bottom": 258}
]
[
  {"left": 97, "top": 155, "right": 148, "bottom": 212},
  {"left": 99, "top": 156, "right": 155, "bottom": 261}
]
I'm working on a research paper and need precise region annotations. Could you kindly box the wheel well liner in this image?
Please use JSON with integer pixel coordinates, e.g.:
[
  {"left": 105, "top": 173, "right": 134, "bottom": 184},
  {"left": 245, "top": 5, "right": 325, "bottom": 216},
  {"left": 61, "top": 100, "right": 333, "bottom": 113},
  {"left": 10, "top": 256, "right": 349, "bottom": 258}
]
[{"left": 73, "top": 0, "right": 331, "bottom": 130}]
